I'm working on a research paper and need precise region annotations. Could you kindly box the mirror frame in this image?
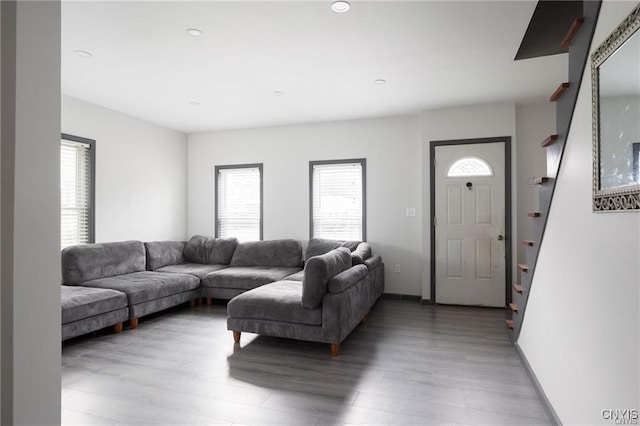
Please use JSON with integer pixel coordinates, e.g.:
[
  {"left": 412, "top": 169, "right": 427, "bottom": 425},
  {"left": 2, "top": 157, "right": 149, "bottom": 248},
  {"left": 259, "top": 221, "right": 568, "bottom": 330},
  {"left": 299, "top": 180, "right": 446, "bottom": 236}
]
[{"left": 592, "top": 3, "right": 640, "bottom": 212}]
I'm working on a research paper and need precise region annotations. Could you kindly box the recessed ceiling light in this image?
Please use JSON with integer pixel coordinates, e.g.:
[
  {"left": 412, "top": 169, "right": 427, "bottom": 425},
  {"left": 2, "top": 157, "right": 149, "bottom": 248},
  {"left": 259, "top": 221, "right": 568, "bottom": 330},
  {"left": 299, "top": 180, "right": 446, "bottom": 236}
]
[
  {"left": 74, "top": 50, "right": 92, "bottom": 58},
  {"left": 374, "top": 79, "right": 387, "bottom": 85},
  {"left": 331, "top": 1, "right": 350, "bottom": 13},
  {"left": 273, "top": 91, "right": 285, "bottom": 96},
  {"left": 185, "top": 28, "right": 203, "bottom": 37},
  {"left": 189, "top": 101, "right": 201, "bottom": 106}
]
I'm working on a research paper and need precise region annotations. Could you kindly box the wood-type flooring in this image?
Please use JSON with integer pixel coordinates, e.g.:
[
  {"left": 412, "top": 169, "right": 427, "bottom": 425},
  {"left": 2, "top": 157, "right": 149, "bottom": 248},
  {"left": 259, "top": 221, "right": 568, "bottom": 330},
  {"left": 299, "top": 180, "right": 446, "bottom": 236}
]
[{"left": 62, "top": 299, "right": 550, "bottom": 425}]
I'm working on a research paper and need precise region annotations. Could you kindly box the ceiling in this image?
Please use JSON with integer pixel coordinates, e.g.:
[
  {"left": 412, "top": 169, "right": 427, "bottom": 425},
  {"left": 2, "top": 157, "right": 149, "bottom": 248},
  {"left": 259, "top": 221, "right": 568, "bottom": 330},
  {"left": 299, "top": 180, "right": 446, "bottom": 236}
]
[{"left": 61, "top": 1, "right": 568, "bottom": 134}]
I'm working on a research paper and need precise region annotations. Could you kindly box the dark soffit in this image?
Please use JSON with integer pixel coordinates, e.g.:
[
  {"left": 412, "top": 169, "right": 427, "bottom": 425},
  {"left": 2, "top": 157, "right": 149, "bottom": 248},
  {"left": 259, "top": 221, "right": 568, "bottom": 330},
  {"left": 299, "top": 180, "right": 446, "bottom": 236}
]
[{"left": 515, "top": 0, "right": 583, "bottom": 60}]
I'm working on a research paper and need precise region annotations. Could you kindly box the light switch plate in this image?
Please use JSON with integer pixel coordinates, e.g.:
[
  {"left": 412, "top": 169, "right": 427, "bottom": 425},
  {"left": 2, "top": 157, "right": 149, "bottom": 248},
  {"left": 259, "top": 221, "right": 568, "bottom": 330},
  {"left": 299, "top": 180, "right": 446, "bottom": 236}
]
[{"left": 406, "top": 208, "right": 416, "bottom": 217}]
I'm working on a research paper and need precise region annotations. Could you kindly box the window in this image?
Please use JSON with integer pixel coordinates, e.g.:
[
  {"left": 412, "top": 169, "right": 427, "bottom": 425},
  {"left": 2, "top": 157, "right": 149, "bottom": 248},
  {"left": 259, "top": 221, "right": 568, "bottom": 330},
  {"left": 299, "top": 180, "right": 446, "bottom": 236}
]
[
  {"left": 310, "top": 159, "right": 366, "bottom": 241},
  {"left": 61, "top": 134, "right": 95, "bottom": 249},
  {"left": 215, "top": 164, "right": 263, "bottom": 241},
  {"left": 447, "top": 157, "right": 493, "bottom": 177}
]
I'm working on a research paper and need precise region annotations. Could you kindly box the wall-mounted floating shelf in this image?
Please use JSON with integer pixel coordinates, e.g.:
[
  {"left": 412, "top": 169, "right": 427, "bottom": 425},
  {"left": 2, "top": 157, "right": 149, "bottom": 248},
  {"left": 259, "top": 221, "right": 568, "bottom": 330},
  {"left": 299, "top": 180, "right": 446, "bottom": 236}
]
[
  {"left": 561, "top": 17, "right": 585, "bottom": 48},
  {"left": 541, "top": 134, "right": 559, "bottom": 147}
]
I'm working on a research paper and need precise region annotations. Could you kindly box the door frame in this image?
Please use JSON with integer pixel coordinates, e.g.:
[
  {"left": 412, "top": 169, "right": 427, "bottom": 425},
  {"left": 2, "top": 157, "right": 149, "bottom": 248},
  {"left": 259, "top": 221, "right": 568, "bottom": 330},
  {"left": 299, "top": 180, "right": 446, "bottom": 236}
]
[{"left": 429, "top": 136, "right": 512, "bottom": 307}]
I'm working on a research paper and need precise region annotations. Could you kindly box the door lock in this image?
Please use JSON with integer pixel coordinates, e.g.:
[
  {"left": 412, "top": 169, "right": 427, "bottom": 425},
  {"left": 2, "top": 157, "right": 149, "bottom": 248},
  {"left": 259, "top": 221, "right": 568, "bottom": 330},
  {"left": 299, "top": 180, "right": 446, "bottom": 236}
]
[{"left": 497, "top": 234, "right": 504, "bottom": 241}]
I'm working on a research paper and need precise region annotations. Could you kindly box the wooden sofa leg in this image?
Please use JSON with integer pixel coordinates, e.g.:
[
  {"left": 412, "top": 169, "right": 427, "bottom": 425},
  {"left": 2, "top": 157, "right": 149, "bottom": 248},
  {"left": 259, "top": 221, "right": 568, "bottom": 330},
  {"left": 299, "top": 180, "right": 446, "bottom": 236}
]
[
  {"left": 330, "top": 343, "right": 340, "bottom": 357},
  {"left": 189, "top": 299, "right": 196, "bottom": 308},
  {"left": 113, "top": 322, "right": 123, "bottom": 333},
  {"left": 129, "top": 318, "right": 139, "bottom": 329},
  {"left": 233, "top": 331, "right": 241, "bottom": 343},
  {"left": 360, "top": 314, "right": 368, "bottom": 325},
  {"left": 206, "top": 297, "right": 212, "bottom": 306}
]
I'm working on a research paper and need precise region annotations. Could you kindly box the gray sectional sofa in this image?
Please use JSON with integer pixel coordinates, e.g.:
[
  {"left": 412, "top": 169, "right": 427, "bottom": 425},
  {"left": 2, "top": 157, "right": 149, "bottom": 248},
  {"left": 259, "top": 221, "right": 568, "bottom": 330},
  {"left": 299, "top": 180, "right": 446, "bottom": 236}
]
[
  {"left": 62, "top": 240, "right": 200, "bottom": 332},
  {"left": 61, "top": 236, "right": 384, "bottom": 354}
]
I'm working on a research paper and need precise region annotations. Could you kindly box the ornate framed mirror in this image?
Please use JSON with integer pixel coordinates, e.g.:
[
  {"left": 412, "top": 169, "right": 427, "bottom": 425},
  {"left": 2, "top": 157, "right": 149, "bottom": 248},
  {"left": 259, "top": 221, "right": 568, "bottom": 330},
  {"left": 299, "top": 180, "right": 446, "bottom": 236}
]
[{"left": 592, "top": 4, "right": 640, "bottom": 212}]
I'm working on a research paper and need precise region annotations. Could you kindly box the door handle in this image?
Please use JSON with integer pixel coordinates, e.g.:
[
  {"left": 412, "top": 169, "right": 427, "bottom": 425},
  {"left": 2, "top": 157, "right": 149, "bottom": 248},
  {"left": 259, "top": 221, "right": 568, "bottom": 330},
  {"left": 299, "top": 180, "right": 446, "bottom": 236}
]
[{"left": 497, "top": 234, "right": 504, "bottom": 241}]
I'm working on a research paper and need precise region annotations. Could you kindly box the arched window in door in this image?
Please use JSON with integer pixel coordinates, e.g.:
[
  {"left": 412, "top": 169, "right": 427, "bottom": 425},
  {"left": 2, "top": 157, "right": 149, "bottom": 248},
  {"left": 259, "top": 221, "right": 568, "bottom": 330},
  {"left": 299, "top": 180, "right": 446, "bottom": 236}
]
[{"left": 447, "top": 157, "right": 494, "bottom": 177}]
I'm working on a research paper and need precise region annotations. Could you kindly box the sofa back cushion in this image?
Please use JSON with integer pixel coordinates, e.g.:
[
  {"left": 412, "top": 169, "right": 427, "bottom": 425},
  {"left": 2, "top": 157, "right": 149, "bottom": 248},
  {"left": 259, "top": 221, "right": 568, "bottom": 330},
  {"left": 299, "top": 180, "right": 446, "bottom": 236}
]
[
  {"left": 302, "top": 247, "right": 352, "bottom": 308},
  {"left": 351, "top": 242, "right": 372, "bottom": 265},
  {"left": 183, "top": 235, "right": 238, "bottom": 265},
  {"left": 183, "top": 235, "right": 209, "bottom": 263},
  {"left": 305, "top": 238, "right": 361, "bottom": 262},
  {"left": 62, "top": 240, "right": 146, "bottom": 285},
  {"left": 230, "top": 239, "right": 302, "bottom": 268},
  {"left": 144, "top": 241, "right": 186, "bottom": 270},
  {"left": 206, "top": 237, "right": 239, "bottom": 264}
]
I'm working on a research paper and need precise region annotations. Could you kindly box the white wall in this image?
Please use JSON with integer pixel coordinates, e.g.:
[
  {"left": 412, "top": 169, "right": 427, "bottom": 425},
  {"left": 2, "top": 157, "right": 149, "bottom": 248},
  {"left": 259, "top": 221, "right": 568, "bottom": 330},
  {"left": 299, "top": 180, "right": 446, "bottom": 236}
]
[
  {"left": 188, "top": 104, "right": 553, "bottom": 299},
  {"left": 518, "top": 1, "right": 640, "bottom": 424},
  {"left": 62, "top": 95, "right": 188, "bottom": 242},
  {"left": 1, "top": 2, "right": 61, "bottom": 424},
  {"left": 188, "top": 115, "right": 424, "bottom": 295},
  {"left": 421, "top": 103, "right": 518, "bottom": 300},
  {"left": 515, "top": 103, "right": 553, "bottom": 264}
]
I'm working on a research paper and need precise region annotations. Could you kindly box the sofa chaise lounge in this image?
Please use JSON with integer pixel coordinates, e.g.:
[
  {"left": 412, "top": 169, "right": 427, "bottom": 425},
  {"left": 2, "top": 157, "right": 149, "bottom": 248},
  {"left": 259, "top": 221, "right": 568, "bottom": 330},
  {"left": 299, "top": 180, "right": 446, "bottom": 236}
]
[{"left": 227, "top": 246, "right": 380, "bottom": 356}]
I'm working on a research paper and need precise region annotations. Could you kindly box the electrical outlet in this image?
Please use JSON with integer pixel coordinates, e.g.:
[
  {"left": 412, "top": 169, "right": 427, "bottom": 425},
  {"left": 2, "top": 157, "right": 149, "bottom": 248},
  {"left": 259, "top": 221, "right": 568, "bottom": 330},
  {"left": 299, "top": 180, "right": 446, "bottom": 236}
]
[
  {"left": 394, "top": 264, "right": 401, "bottom": 274},
  {"left": 406, "top": 208, "right": 416, "bottom": 217}
]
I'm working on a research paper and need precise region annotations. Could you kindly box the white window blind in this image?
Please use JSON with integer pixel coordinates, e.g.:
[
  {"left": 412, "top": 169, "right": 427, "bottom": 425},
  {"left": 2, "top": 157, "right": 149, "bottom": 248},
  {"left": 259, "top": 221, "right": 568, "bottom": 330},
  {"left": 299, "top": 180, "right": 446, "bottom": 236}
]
[
  {"left": 61, "top": 139, "right": 92, "bottom": 249},
  {"left": 216, "top": 165, "right": 262, "bottom": 241},
  {"left": 311, "top": 161, "right": 365, "bottom": 241}
]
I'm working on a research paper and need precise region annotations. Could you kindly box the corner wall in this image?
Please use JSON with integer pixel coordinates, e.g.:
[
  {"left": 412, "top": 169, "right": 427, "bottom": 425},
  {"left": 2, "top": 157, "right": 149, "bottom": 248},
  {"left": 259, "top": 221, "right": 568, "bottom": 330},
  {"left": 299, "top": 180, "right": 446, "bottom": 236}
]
[
  {"left": 518, "top": 1, "right": 640, "bottom": 423},
  {"left": 1, "top": 2, "right": 61, "bottom": 424},
  {"left": 62, "top": 95, "right": 188, "bottom": 242}
]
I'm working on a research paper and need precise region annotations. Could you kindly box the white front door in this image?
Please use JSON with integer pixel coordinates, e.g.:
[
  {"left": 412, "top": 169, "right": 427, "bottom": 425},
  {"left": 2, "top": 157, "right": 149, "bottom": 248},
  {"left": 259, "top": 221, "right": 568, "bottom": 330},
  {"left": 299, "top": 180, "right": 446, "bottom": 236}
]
[{"left": 434, "top": 142, "right": 506, "bottom": 307}]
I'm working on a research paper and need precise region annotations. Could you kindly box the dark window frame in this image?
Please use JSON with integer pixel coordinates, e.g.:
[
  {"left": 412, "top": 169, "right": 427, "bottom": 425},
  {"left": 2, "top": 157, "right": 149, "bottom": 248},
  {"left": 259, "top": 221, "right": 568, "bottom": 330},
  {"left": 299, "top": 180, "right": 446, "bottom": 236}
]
[
  {"left": 309, "top": 158, "right": 367, "bottom": 241},
  {"left": 61, "top": 133, "right": 96, "bottom": 245},
  {"left": 633, "top": 142, "right": 639, "bottom": 183},
  {"left": 215, "top": 163, "right": 264, "bottom": 241}
]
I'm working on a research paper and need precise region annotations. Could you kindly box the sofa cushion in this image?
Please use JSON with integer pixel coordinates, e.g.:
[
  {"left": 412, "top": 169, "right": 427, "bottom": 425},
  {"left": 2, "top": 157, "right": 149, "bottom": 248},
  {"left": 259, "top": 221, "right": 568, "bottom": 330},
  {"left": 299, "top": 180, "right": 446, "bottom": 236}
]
[
  {"left": 302, "top": 247, "right": 352, "bottom": 309},
  {"left": 183, "top": 235, "right": 209, "bottom": 264},
  {"left": 230, "top": 239, "right": 302, "bottom": 268},
  {"left": 62, "top": 241, "right": 146, "bottom": 285},
  {"left": 341, "top": 240, "right": 362, "bottom": 251},
  {"left": 156, "top": 263, "right": 228, "bottom": 279},
  {"left": 305, "top": 238, "right": 362, "bottom": 262},
  {"left": 183, "top": 235, "right": 238, "bottom": 265},
  {"left": 80, "top": 271, "right": 200, "bottom": 305},
  {"left": 364, "top": 254, "right": 382, "bottom": 270},
  {"left": 351, "top": 242, "right": 372, "bottom": 265},
  {"left": 328, "top": 264, "right": 368, "bottom": 293},
  {"left": 227, "top": 281, "right": 321, "bottom": 326},
  {"left": 201, "top": 266, "right": 301, "bottom": 291},
  {"left": 61, "top": 285, "right": 128, "bottom": 324},
  {"left": 284, "top": 270, "right": 304, "bottom": 281},
  {"left": 305, "top": 238, "right": 343, "bottom": 261},
  {"left": 205, "top": 237, "right": 238, "bottom": 264},
  {"left": 144, "top": 241, "right": 186, "bottom": 270}
]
